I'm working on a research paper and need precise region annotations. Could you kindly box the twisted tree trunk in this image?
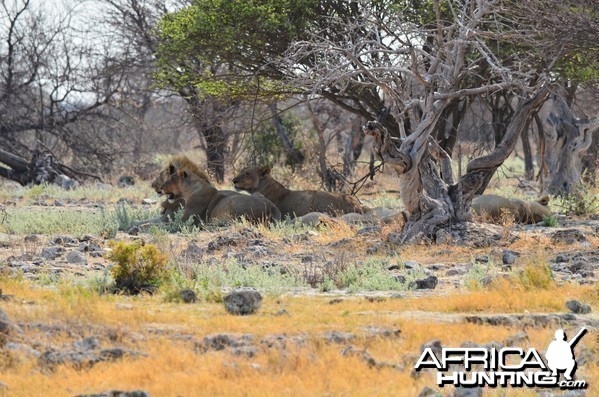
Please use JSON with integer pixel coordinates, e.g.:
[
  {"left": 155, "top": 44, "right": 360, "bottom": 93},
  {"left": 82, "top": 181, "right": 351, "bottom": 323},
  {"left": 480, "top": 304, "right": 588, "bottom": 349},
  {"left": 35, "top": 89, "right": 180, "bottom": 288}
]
[
  {"left": 544, "top": 94, "right": 598, "bottom": 194},
  {"left": 364, "top": 87, "right": 550, "bottom": 244}
]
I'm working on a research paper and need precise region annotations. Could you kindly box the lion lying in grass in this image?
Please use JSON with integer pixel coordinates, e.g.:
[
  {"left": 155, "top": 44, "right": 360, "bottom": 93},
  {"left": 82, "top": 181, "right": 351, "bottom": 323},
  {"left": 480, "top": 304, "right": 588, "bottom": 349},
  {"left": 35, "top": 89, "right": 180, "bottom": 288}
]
[
  {"left": 151, "top": 155, "right": 220, "bottom": 221},
  {"left": 160, "top": 166, "right": 280, "bottom": 225},
  {"left": 232, "top": 166, "right": 367, "bottom": 218},
  {"left": 471, "top": 194, "right": 552, "bottom": 224}
]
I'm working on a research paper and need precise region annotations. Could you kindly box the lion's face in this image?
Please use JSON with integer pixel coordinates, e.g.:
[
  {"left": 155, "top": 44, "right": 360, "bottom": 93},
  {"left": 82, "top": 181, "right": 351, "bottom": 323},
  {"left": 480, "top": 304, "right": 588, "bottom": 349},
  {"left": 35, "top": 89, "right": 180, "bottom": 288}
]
[
  {"left": 232, "top": 166, "right": 269, "bottom": 192},
  {"left": 232, "top": 167, "right": 260, "bottom": 191},
  {"left": 151, "top": 163, "right": 178, "bottom": 195},
  {"left": 159, "top": 168, "right": 184, "bottom": 203}
]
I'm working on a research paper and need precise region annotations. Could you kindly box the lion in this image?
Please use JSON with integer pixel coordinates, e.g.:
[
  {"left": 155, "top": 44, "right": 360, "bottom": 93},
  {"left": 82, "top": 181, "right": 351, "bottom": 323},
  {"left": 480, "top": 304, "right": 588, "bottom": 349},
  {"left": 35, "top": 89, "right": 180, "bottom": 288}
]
[
  {"left": 232, "top": 166, "right": 367, "bottom": 218},
  {"left": 151, "top": 156, "right": 214, "bottom": 221},
  {"left": 160, "top": 167, "right": 281, "bottom": 225},
  {"left": 471, "top": 194, "right": 552, "bottom": 224}
]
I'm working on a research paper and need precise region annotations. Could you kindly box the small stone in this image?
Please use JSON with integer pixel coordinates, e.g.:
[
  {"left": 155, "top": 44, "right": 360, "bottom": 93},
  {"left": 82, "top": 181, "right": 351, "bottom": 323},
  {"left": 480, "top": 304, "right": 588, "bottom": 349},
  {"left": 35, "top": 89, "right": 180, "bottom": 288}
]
[
  {"left": 323, "top": 331, "right": 354, "bottom": 344},
  {"left": 409, "top": 275, "right": 438, "bottom": 290},
  {"left": 141, "top": 198, "right": 156, "bottom": 205},
  {"left": 41, "top": 247, "right": 63, "bottom": 260},
  {"left": 404, "top": 261, "right": 420, "bottom": 269},
  {"left": 117, "top": 175, "right": 135, "bottom": 188},
  {"left": 224, "top": 288, "right": 262, "bottom": 315},
  {"left": 0, "top": 308, "right": 23, "bottom": 341},
  {"left": 554, "top": 253, "right": 570, "bottom": 263},
  {"left": 417, "top": 387, "right": 442, "bottom": 397},
  {"left": 179, "top": 289, "right": 197, "bottom": 304},
  {"left": 393, "top": 275, "right": 407, "bottom": 284},
  {"left": 475, "top": 255, "right": 489, "bottom": 263},
  {"left": 565, "top": 300, "right": 592, "bottom": 314},
  {"left": 66, "top": 250, "right": 87, "bottom": 265},
  {"left": 502, "top": 251, "right": 517, "bottom": 265},
  {"left": 274, "top": 309, "right": 290, "bottom": 316},
  {"left": 24, "top": 234, "right": 39, "bottom": 243}
]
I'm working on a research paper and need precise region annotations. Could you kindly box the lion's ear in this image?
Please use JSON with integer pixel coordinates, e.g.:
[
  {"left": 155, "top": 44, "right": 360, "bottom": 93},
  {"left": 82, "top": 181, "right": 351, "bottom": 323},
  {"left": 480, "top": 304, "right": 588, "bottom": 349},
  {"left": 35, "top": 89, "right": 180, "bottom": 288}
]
[
  {"left": 168, "top": 163, "right": 176, "bottom": 174},
  {"left": 259, "top": 166, "right": 271, "bottom": 176}
]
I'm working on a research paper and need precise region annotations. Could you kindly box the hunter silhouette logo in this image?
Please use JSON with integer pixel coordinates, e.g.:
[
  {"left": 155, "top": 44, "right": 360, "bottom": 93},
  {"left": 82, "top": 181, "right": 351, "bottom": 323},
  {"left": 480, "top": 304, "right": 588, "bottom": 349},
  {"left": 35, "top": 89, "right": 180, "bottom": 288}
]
[
  {"left": 414, "top": 327, "right": 588, "bottom": 389},
  {"left": 545, "top": 328, "right": 587, "bottom": 381}
]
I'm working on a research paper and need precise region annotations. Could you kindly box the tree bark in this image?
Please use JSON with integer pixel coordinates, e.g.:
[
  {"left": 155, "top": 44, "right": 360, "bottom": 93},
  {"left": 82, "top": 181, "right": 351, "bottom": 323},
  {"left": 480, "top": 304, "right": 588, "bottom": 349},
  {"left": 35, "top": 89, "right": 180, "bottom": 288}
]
[
  {"left": 343, "top": 117, "right": 365, "bottom": 177},
  {"left": 521, "top": 121, "right": 535, "bottom": 180},
  {"left": 581, "top": 126, "right": 599, "bottom": 186},
  {"left": 544, "top": 94, "right": 598, "bottom": 194},
  {"left": 269, "top": 103, "right": 304, "bottom": 168}
]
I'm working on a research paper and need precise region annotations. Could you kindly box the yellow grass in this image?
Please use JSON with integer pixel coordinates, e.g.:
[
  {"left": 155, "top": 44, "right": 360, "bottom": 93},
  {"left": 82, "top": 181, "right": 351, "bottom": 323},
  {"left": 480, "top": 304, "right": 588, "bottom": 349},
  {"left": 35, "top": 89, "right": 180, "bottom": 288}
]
[{"left": 1, "top": 279, "right": 596, "bottom": 396}]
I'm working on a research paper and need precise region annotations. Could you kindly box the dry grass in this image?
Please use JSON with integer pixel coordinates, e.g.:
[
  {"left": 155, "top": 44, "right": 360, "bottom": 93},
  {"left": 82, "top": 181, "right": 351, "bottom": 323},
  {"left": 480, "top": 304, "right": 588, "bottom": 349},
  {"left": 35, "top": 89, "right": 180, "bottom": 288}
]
[{"left": 1, "top": 279, "right": 596, "bottom": 397}]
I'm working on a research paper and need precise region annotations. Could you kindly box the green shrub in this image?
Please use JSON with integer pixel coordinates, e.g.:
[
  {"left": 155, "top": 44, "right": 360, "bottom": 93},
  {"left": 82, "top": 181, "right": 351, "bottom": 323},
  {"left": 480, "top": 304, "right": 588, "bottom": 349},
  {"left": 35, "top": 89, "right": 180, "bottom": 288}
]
[
  {"left": 542, "top": 215, "right": 558, "bottom": 227},
  {"left": 555, "top": 184, "right": 598, "bottom": 216},
  {"left": 108, "top": 241, "right": 168, "bottom": 294}
]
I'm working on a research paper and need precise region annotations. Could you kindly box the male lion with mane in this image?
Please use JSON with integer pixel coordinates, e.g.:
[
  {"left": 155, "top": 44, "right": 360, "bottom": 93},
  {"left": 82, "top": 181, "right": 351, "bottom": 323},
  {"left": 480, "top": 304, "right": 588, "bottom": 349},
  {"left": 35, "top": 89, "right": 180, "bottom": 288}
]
[{"left": 232, "top": 165, "right": 367, "bottom": 218}]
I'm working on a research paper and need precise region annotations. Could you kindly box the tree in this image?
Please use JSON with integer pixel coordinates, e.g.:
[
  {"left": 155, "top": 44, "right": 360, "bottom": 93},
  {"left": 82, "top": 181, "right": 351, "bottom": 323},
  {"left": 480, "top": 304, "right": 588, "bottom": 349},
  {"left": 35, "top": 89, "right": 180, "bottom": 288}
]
[
  {"left": 506, "top": 0, "right": 599, "bottom": 191},
  {"left": 280, "top": 0, "right": 556, "bottom": 242}
]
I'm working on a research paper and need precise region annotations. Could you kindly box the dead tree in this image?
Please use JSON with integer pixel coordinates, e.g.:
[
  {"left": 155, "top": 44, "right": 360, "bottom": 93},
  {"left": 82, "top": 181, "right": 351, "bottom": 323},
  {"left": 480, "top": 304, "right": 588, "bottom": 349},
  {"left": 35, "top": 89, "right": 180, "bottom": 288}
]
[{"left": 0, "top": 148, "right": 88, "bottom": 186}]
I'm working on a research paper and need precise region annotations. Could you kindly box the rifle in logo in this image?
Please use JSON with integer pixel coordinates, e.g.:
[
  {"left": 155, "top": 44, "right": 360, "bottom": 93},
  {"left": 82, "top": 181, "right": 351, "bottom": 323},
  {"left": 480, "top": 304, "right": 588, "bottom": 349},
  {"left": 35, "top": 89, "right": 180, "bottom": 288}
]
[{"left": 545, "top": 328, "right": 587, "bottom": 381}]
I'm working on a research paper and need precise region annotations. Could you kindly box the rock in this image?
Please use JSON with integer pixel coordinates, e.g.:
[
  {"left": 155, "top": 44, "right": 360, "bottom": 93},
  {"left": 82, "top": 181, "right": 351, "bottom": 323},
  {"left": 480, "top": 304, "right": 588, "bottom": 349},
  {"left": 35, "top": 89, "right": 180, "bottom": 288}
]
[
  {"left": 0, "top": 308, "right": 22, "bottom": 342},
  {"left": 323, "top": 331, "right": 354, "bottom": 344},
  {"left": 141, "top": 198, "right": 156, "bottom": 205},
  {"left": 297, "top": 212, "right": 332, "bottom": 227},
  {"left": 569, "top": 261, "right": 593, "bottom": 274},
  {"left": 117, "top": 176, "right": 135, "bottom": 188},
  {"left": 179, "top": 289, "right": 197, "bottom": 304},
  {"left": 421, "top": 340, "right": 443, "bottom": 357},
  {"left": 66, "top": 250, "right": 87, "bottom": 265},
  {"left": 199, "top": 333, "right": 255, "bottom": 353},
  {"left": 454, "top": 387, "right": 482, "bottom": 397},
  {"left": 550, "top": 229, "right": 588, "bottom": 245},
  {"left": 409, "top": 275, "right": 438, "bottom": 290},
  {"left": 41, "top": 246, "right": 63, "bottom": 260},
  {"left": 24, "top": 234, "right": 39, "bottom": 243},
  {"left": 224, "top": 288, "right": 262, "bottom": 315},
  {"left": 475, "top": 255, "right": 489, "bottom": 263},
  {"left": 404, "top": 261, "right": 420, "bottom": 269},
  {"left": 417, "top": 387, "right": 442, "bottom": 397},
  {"left": 75, "top": 390, "right": 150, "bottom": 397},
  {"left": 502, "top": 251, "right": 517, "bottom": 265},
  {"left": 355, "top": 226, "right": 381, "bottom": 236},
  {"left": 554, "top": 253, "right": 570, "bottom": 263},
  {"left": 274, "top": 309, "right": 290, "bottom": 316},
  {"left": 565, "top": 300, "right": 592, "bottom": 314},
  {"left": 39, "top": 337, "right": 145, "bottom": 370},
  {"left": 386, "top": 232, "right": 403, "bottom": 245},
  {"left": 393, "top": 275, "right": 407, "bottom": 284},
  {"left": 340, "top": 213, "right": 372, "bottom": 225},
  {"left": 54, "top": 174, "right": 79, "bottom": 190}
]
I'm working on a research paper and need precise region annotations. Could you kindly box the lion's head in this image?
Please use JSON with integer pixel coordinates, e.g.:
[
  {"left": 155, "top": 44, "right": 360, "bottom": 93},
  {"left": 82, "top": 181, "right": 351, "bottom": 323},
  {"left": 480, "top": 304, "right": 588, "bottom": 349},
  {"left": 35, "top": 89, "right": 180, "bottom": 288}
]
[
  {"left": 152, "top": 156, "right": 211, "bottom": 195},
  {"left": 232, "top": 165, "right": 271, "bottom": 192}
]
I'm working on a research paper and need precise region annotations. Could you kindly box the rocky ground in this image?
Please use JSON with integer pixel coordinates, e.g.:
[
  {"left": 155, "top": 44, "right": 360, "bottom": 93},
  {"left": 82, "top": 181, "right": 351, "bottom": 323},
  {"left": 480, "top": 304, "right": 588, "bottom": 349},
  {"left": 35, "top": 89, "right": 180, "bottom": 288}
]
[{"left": 0, "top": 188, "right": 597, "bottom": 396}]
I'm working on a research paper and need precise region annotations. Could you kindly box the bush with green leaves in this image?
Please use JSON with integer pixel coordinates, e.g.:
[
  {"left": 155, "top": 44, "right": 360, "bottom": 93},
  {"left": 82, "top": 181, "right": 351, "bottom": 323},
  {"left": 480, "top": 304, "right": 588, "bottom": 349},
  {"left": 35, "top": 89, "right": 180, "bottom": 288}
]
[{"left": 108, "top": 241, "right": 168, "bottom": 294}]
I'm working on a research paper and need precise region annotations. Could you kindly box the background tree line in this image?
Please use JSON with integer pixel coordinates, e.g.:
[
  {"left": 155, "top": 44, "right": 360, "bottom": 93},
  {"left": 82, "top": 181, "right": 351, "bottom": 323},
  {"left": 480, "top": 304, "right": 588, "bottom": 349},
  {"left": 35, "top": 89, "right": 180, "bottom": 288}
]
[{"left": 1, "top": 0, "right": 598, "bottom": 237}]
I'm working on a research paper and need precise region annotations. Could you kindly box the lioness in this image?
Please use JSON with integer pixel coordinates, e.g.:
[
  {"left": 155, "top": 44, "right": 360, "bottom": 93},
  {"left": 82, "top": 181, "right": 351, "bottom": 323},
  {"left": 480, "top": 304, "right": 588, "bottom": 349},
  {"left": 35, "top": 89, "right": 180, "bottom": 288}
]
[
  {"left": 232, "top": 166, "right": 367, "bottom": 218},
  {"left": 160, "top": 167, "right": 281, "bottom": 225},
  {"left": 471, "top": 194, "right": 552, "bottom": 224}
]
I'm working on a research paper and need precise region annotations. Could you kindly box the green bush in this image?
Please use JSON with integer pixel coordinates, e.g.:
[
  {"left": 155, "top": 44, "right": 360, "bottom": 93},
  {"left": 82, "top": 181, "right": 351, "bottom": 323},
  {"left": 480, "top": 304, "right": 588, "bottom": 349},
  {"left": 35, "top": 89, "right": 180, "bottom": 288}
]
[{"left": 108, "top": 241, "right": 168, "bottom": 294}]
